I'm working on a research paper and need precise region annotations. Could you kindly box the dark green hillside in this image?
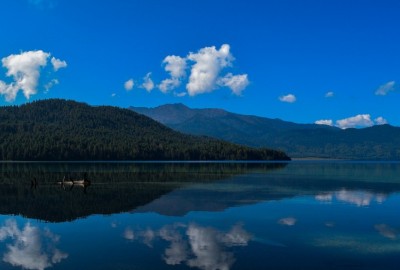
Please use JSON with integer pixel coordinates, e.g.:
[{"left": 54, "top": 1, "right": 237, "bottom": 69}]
[
  {"left": 0, "top": 99, "right": 289, "bottom": 161},
  {"left": 253, "top": 124, "right": 400, "bottom": 160}
]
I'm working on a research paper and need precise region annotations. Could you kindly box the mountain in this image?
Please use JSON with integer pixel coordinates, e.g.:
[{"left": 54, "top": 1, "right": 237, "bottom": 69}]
[
  {"left": 130, "top": 103, "right": 400, "bottom": 160},
  {"left": 0, "top": 99, "right": 289, "bottom": 161}
]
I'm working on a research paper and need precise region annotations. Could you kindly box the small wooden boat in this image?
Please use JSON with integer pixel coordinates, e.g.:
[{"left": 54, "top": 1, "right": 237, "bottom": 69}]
[
  {"left": 57, "top": 173, "right": 90, "bottom": 188},
  {"left": 73, "top": 173, "right": 90, "bottom": 186}
]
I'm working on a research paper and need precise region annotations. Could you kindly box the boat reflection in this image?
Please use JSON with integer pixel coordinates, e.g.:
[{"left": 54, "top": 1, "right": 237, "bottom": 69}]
[{"left": 57, "top": 173, "right": 91, "bottom": 194}]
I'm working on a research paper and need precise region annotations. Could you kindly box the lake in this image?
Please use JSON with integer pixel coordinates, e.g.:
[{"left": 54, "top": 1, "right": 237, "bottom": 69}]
[{"left": 0, "top": 162, "right": 399, "bottom": 270}]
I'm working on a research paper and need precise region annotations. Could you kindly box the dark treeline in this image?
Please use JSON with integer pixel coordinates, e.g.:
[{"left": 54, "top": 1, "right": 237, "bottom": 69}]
[
  {"left": 0, "top": 99, "right": 290, "bottom": 161},
  {"left": 265, "top": 126, "right": 400, "bottom": 160}
]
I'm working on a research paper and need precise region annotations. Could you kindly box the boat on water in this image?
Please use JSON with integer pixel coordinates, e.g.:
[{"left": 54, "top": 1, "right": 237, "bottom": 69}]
[{"left": 57, "top": 173, "right": 91, "bottom": 188}]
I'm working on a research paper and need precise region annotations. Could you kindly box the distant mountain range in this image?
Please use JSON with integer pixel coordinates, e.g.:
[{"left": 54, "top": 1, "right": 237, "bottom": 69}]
[
  {"left": 130, "top": 103, "right": 400, "bottom": 160},
  {"left": 0, "top": 99, "right": 289, "bottom": 161}
]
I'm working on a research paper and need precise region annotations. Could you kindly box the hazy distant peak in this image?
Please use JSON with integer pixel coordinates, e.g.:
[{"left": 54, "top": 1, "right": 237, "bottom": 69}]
[
  {"left": 129, "top": 103, "right": 400, "bottom": 160},
  {"left": 156, "top": 103, "right": 189, "bottom": 110},
  {"left": 130, "top": 103, "right": 231, "bottom": 124}
]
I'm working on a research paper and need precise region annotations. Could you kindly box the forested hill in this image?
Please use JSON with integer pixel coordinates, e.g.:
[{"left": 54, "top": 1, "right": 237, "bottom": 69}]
[{"left": 0, "top": 99, "right": 290, "bottom": 161}]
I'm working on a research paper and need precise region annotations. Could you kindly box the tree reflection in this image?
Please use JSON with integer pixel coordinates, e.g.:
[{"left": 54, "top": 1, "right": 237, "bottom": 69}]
[{"left": 0, "top": 163, "right": 286, "bottom": 222}]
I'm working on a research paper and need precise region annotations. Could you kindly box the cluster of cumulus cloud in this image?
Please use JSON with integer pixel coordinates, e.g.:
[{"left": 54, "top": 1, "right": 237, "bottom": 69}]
[
  {"left": 124, "top": 44, "right": 250, "bottom": 97},
  {"left": 0, "top": 50, "right": 67, "bottom": 102},
  {"left": 315, "top": 114, "right": 388, "bottom": 129},
  {"left": 279, "top": 81, "right": 395, "bottom": 129},
  {"left": 312, "top": 82, "right": 394, "bottom": 129}
]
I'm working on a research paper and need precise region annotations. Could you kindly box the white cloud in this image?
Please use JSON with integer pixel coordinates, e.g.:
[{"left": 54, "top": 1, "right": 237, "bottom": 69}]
[
  {"left": 111, "top": 93, "right": 117, "bottom": 97},
  {"left": 279, "top": 94, "right": 296, "bottom": 103},
  {"left": 375, "top": 81, "right": 395, "bottom": 96},
  {"left": 0, "top": 219, "right": 68, "bottom": 270},
  {"left": 1, "top": 50, "right": 49, "bottom": 101},
  {"left": 186, "top": 44, "right": 234, "bottom": 96},
  {"left": 138, "top": 44, "right": 249, "bottom": 96},
  {"left": 325, "top": 91, "right": 334, "bottom": 98},
  {"left": 124, "top": 78, "right": 134, "bottom": 91},
  {"left": 174, "top": 91, "right": 187, "bottom": 97},
  {"left": 44, "top": 79, "right": 59, "bottom": 92},
  {"left": 315, "top": 119, "right": 333, "bottom": 126},
  {"left": 0, "top": 50, "right": 66, "bottom": 102},
  {"left": 278, "top": 217, "right": 297, "bottom": 226},
  {"left": 163, "top": 55, "right": 187, "bottom": 78},
  {"left": 374, "top": 116, "right": 388, "bottom": 125},
  {"left": 217, "top": 73, "right": 249, "bottom": 96},
  {"left": 336, "top": 114, "right": 374, "bottom": 129},
  {"left": 141, "top": 72, "right": 154, "bottom": 92},
  {"left": 159, "top": 78, "right": 181, "bottom": 93},
  {"left": 0, "top": 81, "right": 17, "bottom": 102},
  {"left": 158, "top": 56, "right": 186, "bottom": 92},
  {"left": 50, "top": 57, "right": 67, "bottom": 71},
  {"left": 315, "top": 115, "right": 389, "bottom": 129}
]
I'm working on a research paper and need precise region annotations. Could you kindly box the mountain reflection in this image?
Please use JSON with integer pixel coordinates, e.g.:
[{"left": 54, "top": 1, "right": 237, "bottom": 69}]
[
  {"left": 0, "top": 162, "right": 286, "bottom": 222},
  {"left": 1, "top": 162, "right": 400, "bottom": 223},
  {"left": 123, "top": 223, "right": 251, "bottom": 270},
  {"left": 0, "top": 219, "right": 68, "bottom": 270}
]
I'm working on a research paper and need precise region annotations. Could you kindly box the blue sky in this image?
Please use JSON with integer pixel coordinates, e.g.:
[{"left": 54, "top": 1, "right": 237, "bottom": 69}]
[{"left": 0, "top": 0, "right": 399, "bottom": 128}]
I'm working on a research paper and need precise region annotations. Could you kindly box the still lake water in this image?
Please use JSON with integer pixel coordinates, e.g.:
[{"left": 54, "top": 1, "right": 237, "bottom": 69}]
[{"left": 0, "top": 162, "right": 399, "bottom": 270}]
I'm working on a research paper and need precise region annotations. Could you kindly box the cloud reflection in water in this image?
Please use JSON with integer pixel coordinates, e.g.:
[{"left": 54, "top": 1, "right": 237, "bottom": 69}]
[
  {"left": 277, "top": 217, "right": 297, "bottom": 226},
  {"left": 374, "top": 224, "right": 398, "bottom": 240},
  {"left": 0, "top": 219, "right": 68, "bottom": 270},
  {"left": 315, "top": 189, "right": 386, "bottom": 206},
  {"left": 124, "top": 223, "right": 251, "bottom": 270}
]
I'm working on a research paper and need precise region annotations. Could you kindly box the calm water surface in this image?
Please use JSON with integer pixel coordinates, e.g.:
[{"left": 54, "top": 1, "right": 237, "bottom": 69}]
[{"left": 0, "top": 162, "right": 399, "bottom": 270}]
